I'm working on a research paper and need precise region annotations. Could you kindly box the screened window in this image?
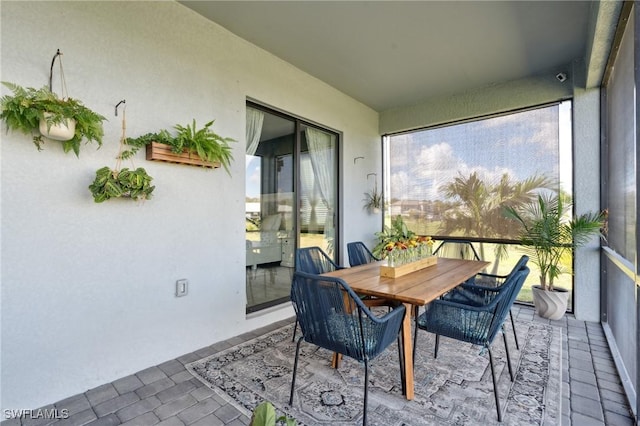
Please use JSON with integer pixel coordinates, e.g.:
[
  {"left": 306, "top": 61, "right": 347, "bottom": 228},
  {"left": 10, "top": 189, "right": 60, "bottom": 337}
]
[
  {"left": 383, "top": 102, "right": 573, "bottom": 304},
  {"left": 383, "top": 102, "right": 571, "bottom": 239}
]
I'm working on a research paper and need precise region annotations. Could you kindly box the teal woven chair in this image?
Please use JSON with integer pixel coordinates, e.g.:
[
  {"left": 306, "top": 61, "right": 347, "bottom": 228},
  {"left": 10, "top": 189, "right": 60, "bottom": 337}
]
[
  {"left": 446, "top": 255, "right": 530, "bottom": 350},
  {"left": 289, "top": 271, "right": 406, "bottom": 426},
  {"left": 414, "top": 266, "right": 530, "bottom": 422},
  {"left": 347, "top": 241, "right": 380, "bottom": 267},
  {"left": 291, "top": 247, "right": 345, "bottom": 341}
]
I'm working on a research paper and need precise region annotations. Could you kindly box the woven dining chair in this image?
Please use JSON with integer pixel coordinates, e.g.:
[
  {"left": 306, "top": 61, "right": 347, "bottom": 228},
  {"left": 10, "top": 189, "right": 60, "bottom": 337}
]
[
  {"left": 413, "top": 265, "right": 530, "bottom": 422},
  {"left": 292, "top": 247, "right": 345, "bottom": 341},
  {"left": 447, "top": 255, "right": 530, "bottom": 350},
  {"left": 289, "top": 271, "right": 406, "bottom": 426},
  {"left": 347, "top": 241, "right": 380, "bottom": 267},
  {"left": 431, "top": 239, "right": 521, "bottom": 350}
]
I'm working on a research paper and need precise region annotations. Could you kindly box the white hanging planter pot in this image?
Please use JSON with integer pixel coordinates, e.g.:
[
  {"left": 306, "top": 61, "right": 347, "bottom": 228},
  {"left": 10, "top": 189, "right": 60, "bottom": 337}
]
[{"left": 39, "top": 113, "right": 76, "bottom": 141}]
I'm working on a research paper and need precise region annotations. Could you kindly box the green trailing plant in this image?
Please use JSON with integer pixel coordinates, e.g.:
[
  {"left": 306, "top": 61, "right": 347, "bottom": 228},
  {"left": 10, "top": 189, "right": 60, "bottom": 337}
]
[
  {"left": 250, "top": 401, "right": 296, "bottom": 426},
  {"left": 503, "top": 192, "right": 605, "bottom": 292},
  {"left": 0, "top": 82, "right": 106, "bottom": 156},
  {"left": 89, "top": 166, "right": 155, "bottom": 203},
  {"left": 123, "top": 119, "right": 235, "bottom": 174}
]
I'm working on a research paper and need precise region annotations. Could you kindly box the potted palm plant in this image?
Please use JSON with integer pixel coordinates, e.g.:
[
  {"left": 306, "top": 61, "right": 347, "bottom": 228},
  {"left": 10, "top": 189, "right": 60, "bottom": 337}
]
[
  {"left": 503, "top": 192, "right": 605, "bottom": 320},
  {"left": 0, "top": 82, "right": 106, "bottom": 156}
]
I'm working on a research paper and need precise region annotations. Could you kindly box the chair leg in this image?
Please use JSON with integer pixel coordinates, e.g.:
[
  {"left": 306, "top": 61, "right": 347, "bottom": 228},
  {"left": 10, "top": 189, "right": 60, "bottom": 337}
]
[
  {"left": 289, "top": 336, "right": 304, "bottom": 406},
  {"left": 363, "top": 358, "right": 369, "bottom": 426},
  {"left": 487, "top": 346, "right": 503, "bottom": 422},
  {"left": 502, "top": 326, "right": 514, "bottom": 381},
  {"left": 434, "top": 334, "right": 440, "bottom": 359},
  {"left": 292, "top": 319, "right": 298, "bottom": 342},
  {"left": 509, "top": 309, "right": 519, "bottom": 350}
]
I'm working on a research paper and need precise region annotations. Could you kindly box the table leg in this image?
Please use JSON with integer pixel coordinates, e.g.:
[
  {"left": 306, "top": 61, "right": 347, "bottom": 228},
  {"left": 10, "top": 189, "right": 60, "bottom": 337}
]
[{"left": 402, "top": 302, "right": 414, "bottom": 400}]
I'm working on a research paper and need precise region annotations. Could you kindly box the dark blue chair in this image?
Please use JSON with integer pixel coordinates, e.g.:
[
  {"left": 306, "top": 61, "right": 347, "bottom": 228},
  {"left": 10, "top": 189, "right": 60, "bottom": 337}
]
[
  {"left": 433, "top": 240, "right": 523, "bottom": 350},
  {"left": 289, "top": 271, "right": 406, "bottom": 426},
  {"left": 447, "top": 255, "right": 530, "bottom": 350},
  {"left": 292, "top": 247, "right": 345, "bottom": 341},
  {"left": 295, "top": 246, "right": 344, "bottom": 274},
  {"left": 347, "top": 241, "right": 380, "bottom": 267},
  {"left": 414, "top": 266, "right": 530, "bottom": 422}
]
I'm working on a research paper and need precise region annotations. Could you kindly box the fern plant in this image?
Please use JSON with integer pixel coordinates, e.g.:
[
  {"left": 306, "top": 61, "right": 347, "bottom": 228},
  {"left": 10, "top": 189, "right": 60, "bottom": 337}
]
[
  {"left": 89, "top": 166, "right": 155, "bottom": 203},
  {"left": 0, "top": 82, "right": 106, "bottom": 156},
  {"left": 123, "top": 119, "right": 235, "bottom": 174}
]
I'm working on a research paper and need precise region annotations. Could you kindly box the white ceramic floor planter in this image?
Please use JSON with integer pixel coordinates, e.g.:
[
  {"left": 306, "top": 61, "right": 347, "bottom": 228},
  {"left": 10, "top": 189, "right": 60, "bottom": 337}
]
[
  {"left": 39, "top": 113, "right": 76, "bottom": 141},
  {"left": 532, "top": 285, "right": 569, "bottom": 320}
]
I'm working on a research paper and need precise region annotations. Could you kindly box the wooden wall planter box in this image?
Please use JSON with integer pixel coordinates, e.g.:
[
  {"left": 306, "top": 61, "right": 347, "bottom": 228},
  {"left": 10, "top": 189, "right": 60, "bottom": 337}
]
[
  {"left": 146, "top": 142, "right": 220, "bottom": 169},
  {"left": 380, "top": 256, "right": 437, "bottom": 278}
]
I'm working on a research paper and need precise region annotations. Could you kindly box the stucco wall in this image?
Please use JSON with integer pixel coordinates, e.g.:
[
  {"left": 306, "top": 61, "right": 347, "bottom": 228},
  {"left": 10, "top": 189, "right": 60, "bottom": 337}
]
[{"left": 0, "top": 1, "right": 379, "bottom": 410}]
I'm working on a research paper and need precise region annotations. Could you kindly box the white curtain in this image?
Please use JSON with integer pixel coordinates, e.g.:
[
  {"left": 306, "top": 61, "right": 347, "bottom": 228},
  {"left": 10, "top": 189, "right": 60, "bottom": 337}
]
[
  {"left": 246, "top": 107, "right": 264, "bottom": 156},
  {"left": 305, "top": 127, "right": 336, "bottom": 239}
]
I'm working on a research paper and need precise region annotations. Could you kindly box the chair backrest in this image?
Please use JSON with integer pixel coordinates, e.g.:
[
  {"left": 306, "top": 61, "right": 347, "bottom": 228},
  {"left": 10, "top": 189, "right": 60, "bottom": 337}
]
[
  {"left": 347, "top": 241, "right": 379, "bottom": 267},
  {"left": 473, "top": 255, "right": 529, "bottom": 288},
  {"left": 486, "top": 266, "right": 530, "bottom": 342},
  {"left": 290, "top": 271, "right": 405, "bottom": 361},
  {"left": 433, "top": 239, "right": 481, "bottom": 261},
  {"left": 295, "top": 246, "right": 342, "bottom": 274}
]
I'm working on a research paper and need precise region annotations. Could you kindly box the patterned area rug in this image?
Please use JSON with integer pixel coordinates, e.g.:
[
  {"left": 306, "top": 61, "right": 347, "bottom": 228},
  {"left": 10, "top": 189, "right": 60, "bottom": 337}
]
[{"left": 187, "top": 320, "right": 561, "bottom": 425}]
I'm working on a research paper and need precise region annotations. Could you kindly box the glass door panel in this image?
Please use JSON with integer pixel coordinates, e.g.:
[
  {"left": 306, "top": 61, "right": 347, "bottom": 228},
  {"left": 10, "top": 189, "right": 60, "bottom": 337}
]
[
  {"left": 245, "top": 108, "right": 295, "bottom": 313},
  {"left": 298, "top": 125, "right": 338, "bottom": 260}
]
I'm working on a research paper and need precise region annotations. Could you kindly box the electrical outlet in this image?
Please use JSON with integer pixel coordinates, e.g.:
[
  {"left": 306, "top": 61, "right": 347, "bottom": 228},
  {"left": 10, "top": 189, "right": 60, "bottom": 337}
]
[{"left": 175, "top": 279, "right": 188, "bottom": 297}]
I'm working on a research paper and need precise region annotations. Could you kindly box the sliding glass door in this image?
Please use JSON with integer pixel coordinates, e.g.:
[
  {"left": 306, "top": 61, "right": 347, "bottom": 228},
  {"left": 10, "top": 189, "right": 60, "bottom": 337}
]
[{"left": 245, "top": 103, "right": 338, "bottom": 312}]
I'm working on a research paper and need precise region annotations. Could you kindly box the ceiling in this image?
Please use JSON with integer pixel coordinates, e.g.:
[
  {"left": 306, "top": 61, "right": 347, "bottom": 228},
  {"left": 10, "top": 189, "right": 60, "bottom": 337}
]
[{"left": 180, "top": 1, "right": 593, "bottom": 112}]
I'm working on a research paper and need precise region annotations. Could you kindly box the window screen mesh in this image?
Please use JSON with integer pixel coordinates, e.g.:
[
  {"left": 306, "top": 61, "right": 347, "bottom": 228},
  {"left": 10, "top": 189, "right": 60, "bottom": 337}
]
[{"left": 383, "top": 104, "right": 565, "bottom": 240}]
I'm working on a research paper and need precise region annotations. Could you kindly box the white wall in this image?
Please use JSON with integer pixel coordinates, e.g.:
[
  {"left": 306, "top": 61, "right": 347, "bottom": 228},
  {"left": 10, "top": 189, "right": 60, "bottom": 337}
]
[{"left": 0, "top": 1, "right": 379, "bottom": 410}]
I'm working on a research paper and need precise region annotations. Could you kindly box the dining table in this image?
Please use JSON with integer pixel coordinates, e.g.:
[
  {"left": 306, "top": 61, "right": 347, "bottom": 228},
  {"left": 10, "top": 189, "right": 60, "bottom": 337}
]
[{"left": 323, "top": 256, "right": 490, "bottom": 400}]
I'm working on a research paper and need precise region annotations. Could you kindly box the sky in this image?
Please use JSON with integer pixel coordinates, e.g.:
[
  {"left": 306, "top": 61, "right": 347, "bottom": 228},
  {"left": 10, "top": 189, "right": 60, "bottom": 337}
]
[{"left": 385, "top": 101, "right": 572, "bottom": 201}]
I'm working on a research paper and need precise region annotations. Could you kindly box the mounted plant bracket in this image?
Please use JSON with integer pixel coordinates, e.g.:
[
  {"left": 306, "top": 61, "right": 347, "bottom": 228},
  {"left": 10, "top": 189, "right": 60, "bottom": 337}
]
[{"left": 48, "top": 49, "right": 63, "bottom": 92}]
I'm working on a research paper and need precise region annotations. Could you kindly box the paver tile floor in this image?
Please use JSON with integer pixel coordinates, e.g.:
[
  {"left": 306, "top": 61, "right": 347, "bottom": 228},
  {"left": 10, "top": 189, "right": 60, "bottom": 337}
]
[{"left": 1, "top": 305, "right": 635, "bottom": 426}]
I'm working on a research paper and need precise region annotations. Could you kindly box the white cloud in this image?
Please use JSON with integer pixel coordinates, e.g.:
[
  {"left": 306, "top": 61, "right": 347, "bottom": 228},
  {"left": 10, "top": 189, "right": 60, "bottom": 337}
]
[{"left": 390, "top": 142, "right": 517, "bottom": 200}]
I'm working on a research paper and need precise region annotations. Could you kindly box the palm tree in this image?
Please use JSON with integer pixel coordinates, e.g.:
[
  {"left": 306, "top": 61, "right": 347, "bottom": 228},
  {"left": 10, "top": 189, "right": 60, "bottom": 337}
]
[{"left": 439, "top": 172, "right": 553, "bottom": 271}]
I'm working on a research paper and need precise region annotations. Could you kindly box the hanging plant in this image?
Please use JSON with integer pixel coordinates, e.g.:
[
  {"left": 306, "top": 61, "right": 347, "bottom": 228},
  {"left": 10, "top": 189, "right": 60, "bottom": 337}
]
[
  {"left": 0, "top": 83, "right": 106, "bottom": 156},
  {"left": 89, "top": 104, "right": 154, "bottom": 203},
  {"left": 0, "top": 51, "right": 106, "bottom": 156},
  {"left": 89, "top": 166, "right": 154, "bottom": 203},
  {"left": 363, "top": 177, "right": 384, "bottom": 213}
]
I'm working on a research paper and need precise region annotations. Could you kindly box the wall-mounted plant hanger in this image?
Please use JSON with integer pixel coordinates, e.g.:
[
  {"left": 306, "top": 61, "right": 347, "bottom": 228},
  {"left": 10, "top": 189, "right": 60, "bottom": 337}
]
[
  {"left": 88, "top": 101, "right": 154, "bottom": 203},
  {"left": 123, "top": 119, "right": 236, "bottom": 174},
  {"left": 0, "top": 49, "right": 106, "bottom": 156}
]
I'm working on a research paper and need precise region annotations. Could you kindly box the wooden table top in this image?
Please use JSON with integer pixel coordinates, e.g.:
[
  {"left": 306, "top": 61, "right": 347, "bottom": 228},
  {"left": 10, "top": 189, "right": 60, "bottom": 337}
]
[{"left": 324, "top": 257, "right": 490, "bottom": 306}]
